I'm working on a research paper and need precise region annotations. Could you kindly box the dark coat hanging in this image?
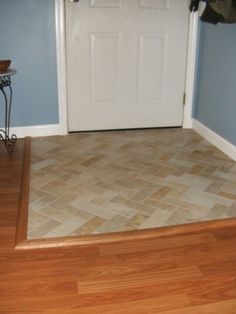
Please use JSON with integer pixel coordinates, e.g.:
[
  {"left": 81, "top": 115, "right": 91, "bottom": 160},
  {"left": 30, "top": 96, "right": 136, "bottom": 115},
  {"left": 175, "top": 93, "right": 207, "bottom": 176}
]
[{"left": 189, "top": 0, "right": 236, "bottom": 24}]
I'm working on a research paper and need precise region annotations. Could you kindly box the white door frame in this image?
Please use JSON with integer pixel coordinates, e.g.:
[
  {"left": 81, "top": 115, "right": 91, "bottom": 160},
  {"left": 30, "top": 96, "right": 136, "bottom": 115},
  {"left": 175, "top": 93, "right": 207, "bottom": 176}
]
[
  {"left": 182, "top": 11, "right": 199, "bottom": 128},
  {"left": 55, "top": 0, "right": 68, "bottom": 135},
  {"left": 55, "top": 0, "right": 199, "bottom": 134}
]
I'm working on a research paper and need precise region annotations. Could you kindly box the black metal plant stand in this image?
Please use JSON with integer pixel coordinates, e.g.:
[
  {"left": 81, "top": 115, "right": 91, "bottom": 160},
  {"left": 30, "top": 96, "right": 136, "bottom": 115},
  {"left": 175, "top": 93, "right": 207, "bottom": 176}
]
[{"left": 0, "top": 70, "right": 17, "bottom": 153}]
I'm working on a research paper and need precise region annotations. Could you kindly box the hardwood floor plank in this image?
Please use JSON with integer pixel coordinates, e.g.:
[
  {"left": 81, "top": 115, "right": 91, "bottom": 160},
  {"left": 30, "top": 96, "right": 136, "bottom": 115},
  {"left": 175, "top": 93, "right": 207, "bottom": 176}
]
[
  {"left": 98, "top": 232, "right": 218, "bottom": 256},
  {"left": 56, "top": 295, "right": 191, "bottom": 314},
  {"left": 157, "top": 300, "right": 236, "bottom": 314},
  {"left": 199, "top": 259, "right": 236, "bottom": 276},
  {"left": 77, "top": 266, "right": 203, "bottom": 294},
  {"left": 117, "top": 238, "right": 236, "bottom": 268},
  {"left": 0, "top": 281, "right": 78, "bottom": 297}
]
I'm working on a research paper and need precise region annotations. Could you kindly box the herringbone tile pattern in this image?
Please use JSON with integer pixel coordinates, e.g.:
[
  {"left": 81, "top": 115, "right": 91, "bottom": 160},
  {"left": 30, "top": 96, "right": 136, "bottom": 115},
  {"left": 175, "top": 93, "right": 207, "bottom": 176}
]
[{"left": 28, "top": 129, "right": 236, "bottom": 239}]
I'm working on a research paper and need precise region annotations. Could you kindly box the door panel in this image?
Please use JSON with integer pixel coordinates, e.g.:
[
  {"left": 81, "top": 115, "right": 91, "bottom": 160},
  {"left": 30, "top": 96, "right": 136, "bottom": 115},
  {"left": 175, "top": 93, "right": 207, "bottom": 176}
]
[
  {"left": 139, "top": 0, "right": 169, "bottom": 9},
  {"left": 91, "top": 0, "right": 121, "bottom": 8},
  {"left": 66, "top": 0, "right": 189, "bottom": 131},
  {"left": 137, "top": 34, "right": 166, "bottom": 105},
  {"left": 91, "top": 32, "right": 120, "bottom": 105}
]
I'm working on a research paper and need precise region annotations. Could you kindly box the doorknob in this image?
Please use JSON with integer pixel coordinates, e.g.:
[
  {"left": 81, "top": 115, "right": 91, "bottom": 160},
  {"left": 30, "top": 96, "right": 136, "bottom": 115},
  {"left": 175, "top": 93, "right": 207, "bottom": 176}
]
[{"left": 70, "top": 0, "right": 79, "bottom": 2}]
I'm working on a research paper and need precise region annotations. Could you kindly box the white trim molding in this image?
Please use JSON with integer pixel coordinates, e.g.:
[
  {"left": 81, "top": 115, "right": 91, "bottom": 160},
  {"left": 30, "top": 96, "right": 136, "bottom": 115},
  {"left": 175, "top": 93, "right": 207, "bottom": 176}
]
[
  {"left": 11, "top": 124, "right": 60, "bottom": 139},
  {"left": 193, "top": 119, "right": 236, "bottom": 162},
  {"left": 182, "top": 12, "right": 199, "bottom": 129},
  {"left": 55, "top": 0, "right": 68, "bottom": 135}
]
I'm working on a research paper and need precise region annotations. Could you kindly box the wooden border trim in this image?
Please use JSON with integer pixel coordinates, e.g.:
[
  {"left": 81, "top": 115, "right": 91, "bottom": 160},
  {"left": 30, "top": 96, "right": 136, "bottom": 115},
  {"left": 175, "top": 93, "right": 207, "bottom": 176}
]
[
  {"left": 16, "top": 217, "right": 236, "bottom": 250},
  {"left": 14, "top": 137, "right": 31, "bottom": 247}
]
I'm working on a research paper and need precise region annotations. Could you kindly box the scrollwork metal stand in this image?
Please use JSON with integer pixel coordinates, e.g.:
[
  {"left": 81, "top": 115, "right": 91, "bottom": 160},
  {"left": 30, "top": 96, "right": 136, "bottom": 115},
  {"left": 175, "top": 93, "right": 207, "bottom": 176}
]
[{"left": 0, "top": 70, "right": 17, "bottom": 153}]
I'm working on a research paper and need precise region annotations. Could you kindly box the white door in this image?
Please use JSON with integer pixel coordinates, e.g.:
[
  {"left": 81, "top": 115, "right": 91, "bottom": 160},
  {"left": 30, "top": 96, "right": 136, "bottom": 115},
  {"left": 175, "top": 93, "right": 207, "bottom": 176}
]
[{"left": 66, "top": 0, "right": 189, "bottom": 131}]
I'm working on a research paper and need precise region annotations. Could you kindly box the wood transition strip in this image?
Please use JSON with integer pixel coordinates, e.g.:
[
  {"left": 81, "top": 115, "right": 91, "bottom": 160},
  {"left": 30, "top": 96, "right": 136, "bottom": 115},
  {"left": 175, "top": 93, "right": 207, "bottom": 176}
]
[
  {"left": 15, "top": 137, "right": 31, "bottom": 247},
  {"left": 14, "top": 136, "right": 236, "bottom": 250}
]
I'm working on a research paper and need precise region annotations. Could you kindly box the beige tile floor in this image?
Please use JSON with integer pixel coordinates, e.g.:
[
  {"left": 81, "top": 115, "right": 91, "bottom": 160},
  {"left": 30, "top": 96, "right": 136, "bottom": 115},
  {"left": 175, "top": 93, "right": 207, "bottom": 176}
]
[{"left": 27, "top": 129, "right": 236, "bottom": 239}]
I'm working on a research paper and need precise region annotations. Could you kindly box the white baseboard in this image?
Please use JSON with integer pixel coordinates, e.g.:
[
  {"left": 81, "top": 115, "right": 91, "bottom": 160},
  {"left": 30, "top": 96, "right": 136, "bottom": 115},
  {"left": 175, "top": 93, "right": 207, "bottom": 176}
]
[
  {"left": 10, "top": 124, "right": 61, "bottom": 138},
  {"left": 193, "top": 119, "right": 236, "bottom": 162}
]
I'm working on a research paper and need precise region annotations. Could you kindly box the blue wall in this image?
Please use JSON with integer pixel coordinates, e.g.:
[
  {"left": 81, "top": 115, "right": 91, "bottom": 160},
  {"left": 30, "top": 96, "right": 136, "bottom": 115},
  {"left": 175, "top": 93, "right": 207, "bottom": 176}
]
[
  {"left": 0, "top": 0, "right": 59, "bottom": 127},
  {"left": 195, "top": 22, "right": 236, "bottom": 146}
]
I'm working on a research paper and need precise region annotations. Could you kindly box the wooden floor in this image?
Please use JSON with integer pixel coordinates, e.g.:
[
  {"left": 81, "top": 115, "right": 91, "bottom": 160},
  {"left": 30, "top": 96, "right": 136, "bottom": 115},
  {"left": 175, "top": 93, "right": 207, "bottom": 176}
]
[{"left": 1, "top": 139, "right": 236, "bottom": 313}]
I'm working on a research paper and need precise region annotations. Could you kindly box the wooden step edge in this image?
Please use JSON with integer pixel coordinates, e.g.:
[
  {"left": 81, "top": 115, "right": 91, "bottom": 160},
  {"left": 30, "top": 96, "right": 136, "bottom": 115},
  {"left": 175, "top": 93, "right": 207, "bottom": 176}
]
[
  {"left": 15, "top": 216, "right": 236, "bottom": 250},
  {"left": 14, "top": 137, "right": 31, "bottom": 248}
]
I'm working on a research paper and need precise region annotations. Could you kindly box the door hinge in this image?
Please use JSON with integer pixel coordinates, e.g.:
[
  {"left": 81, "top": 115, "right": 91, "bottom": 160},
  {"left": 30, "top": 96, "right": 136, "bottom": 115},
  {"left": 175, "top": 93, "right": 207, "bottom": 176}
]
[{"left": 183, "top": 92, "right": 186, "bottom": 106}]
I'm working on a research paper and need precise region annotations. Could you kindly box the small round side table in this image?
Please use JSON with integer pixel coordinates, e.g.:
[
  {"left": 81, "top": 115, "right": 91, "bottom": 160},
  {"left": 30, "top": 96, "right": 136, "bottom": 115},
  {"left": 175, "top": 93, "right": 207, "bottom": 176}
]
[{"left": 0, "top": 69, "right": 17, "bottom": 153}]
